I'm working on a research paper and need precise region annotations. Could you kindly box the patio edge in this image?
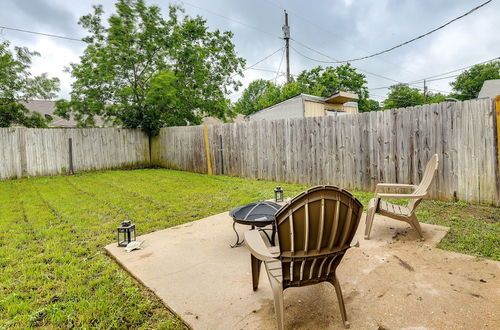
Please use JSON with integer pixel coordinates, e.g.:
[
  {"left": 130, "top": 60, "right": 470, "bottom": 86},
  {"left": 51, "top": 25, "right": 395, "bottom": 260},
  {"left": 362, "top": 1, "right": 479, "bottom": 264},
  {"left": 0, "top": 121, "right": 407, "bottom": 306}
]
[{"left": 104, "top": 246, "right": 195, "bottom": 330}]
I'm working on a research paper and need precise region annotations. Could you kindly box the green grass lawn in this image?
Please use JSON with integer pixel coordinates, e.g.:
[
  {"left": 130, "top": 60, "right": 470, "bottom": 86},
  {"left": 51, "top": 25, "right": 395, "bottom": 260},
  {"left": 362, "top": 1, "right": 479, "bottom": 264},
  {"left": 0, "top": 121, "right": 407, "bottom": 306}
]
[{"left": 0, "top": 169, "right": 498, "bottom": 328}]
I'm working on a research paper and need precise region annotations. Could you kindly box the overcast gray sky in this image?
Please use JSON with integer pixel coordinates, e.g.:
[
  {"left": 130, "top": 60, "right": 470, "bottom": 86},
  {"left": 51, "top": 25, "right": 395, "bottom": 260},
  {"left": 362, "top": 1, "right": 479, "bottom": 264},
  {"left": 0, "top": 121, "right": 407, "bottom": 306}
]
[{"left": 1, "top": 0, "right": 498, "bottom": 103}]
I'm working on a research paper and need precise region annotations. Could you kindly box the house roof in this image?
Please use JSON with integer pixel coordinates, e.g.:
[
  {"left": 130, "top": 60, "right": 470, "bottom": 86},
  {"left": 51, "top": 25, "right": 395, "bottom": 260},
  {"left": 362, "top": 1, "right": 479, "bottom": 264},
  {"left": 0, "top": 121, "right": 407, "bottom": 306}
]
[
  {"left": 300, "top": 94, "right": 326, "bottom": 103},
  {"left": 201, "top": 114, "right": 246, "bottom": 125},
  {"left": 20, "top": 100, "right": 78, "bottom": 127},
  {"left": 21, "top": 100, "right": 107, "bottom": 128}
]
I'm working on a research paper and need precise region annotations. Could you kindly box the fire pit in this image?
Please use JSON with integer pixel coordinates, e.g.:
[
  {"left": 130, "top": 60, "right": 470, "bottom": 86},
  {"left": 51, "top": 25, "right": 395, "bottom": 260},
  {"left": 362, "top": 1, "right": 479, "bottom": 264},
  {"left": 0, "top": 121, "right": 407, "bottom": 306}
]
[{"left": 229, "top": 201, "right": 281, "bottom": 248}]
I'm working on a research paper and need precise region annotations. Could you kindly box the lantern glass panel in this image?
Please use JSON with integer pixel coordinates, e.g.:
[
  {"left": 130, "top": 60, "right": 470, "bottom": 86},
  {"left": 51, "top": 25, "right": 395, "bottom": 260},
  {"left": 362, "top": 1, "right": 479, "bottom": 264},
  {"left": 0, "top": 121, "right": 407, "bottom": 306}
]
[
  {"left": 274, "top": 186, "right": 284, "bottom": 202},
  {"left": 117, "top": 222, "right": 136, "bottom": 247}
]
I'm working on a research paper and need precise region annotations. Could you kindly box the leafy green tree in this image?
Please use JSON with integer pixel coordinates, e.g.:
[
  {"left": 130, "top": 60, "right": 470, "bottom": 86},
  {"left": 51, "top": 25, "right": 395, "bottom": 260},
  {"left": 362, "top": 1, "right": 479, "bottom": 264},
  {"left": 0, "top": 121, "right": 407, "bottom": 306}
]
[
  {"left": 279, "top": 80, "right": 303, "bottom": 100},
  {"left": 359, "top": 98, "right": 380, "bottom": 112},
  {"left": 56, "top": 0, "right": 245, "bottom": 135},
  {"left": 383, "top": 84, "right": 447, "bottom": 109},
  {"left": 450, "top": 61, "right": 500, "bottom": 100},
  {"left": 426, "top": 92, "right": 447, "bottom": 104},
  {"left": 295, "top": 64, "right": 372, "bottom": 111},
  {"left": 233, "top": 79, "right": 279, "bottom": 115},
  {"left": 0, "top": 41, "right": 60, "bottom": 127},
  {"left": 383, "top": 84, "right": 424, "bottom": 109}
]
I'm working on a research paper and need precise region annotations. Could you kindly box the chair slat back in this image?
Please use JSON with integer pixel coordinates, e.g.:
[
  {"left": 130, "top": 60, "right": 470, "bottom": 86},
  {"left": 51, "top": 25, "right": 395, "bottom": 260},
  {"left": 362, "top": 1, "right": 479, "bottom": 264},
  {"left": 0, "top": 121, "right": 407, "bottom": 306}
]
[
  {"left": 408, "top": 154, "right": 439, "bottom": 212},
  {"left": 274, "top": 186, "right": 363, "bottom": 288}
]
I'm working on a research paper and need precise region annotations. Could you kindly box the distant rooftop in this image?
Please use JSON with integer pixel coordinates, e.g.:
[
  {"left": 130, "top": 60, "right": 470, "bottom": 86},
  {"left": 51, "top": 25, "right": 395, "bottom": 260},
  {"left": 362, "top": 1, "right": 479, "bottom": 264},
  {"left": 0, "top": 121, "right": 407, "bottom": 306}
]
[
  {"left": 20, "top": 100, "right": 77, "bottom": 127},
  {"left": 21, "top": 100, "right": 106, "bottom": 128}
]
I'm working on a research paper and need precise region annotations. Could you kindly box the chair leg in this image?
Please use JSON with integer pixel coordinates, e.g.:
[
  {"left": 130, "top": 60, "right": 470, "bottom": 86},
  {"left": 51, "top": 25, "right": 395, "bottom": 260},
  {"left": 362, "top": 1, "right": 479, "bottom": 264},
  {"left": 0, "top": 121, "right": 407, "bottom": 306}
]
[
  {"left": 268, "top": 275, "right": 284, "bottom": 330},
  {"left": 251, "top": 254, "right": 262, "bottom": 291},
  {"left": 408, "top": 214, "right": 424, "bottom": 240},
  {"left": 364, "top": 205, "right": 376, "bottom": 240},
  {"left": 331, "top": 276, "right": 350, "bottom": 329}
]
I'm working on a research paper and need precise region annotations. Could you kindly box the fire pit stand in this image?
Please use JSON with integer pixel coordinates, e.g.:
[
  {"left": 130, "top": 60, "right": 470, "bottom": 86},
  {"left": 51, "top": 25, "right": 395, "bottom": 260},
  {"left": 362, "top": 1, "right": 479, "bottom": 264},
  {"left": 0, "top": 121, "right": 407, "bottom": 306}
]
[{"left": 228, "top": 201, "right": 281, "bottom": 248}]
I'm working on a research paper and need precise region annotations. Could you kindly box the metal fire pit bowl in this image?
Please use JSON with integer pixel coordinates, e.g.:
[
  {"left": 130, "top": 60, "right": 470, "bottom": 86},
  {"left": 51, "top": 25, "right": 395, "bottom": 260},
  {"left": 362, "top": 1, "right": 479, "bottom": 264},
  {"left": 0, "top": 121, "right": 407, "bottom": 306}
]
[{"left": 229, "top": 201, "right": 281, "bottom": 248}]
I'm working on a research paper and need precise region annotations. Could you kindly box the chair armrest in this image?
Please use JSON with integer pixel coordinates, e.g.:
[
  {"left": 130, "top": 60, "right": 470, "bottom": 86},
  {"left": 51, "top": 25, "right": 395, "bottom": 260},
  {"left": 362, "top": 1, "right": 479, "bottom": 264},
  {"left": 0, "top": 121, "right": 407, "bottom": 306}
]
[
  {"left": 376, "top": 192, "right": 426, "bottom": 199},
  {"left": 375, "top": 183, "right": 418, "bottom": 193},
  {"left": 244, "top": 230, "right": 279, "bottom": 261},
  {"left": 350, "top": 237, "right": 359, "bottom": 248}
]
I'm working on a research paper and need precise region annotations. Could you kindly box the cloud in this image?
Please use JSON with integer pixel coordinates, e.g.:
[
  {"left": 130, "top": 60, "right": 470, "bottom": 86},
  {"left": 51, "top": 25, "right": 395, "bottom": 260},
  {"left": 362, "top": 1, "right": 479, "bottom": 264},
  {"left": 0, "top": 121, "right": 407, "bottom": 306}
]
[
  {"left": 11, "top": 0, "right": 78, "bottom": 35},
  {"left": 29, "top": 37, "right": 82, "bottom": 99},
  {"left": 0, "top": 0, "right": 498, "bottom": 101}
]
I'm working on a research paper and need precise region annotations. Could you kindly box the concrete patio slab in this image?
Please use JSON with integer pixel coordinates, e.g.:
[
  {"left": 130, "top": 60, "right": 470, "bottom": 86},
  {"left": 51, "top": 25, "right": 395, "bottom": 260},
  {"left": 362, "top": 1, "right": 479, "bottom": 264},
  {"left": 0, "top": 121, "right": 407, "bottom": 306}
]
[{"left": 106, "top": 212, "right": 500, "bottom": 330}]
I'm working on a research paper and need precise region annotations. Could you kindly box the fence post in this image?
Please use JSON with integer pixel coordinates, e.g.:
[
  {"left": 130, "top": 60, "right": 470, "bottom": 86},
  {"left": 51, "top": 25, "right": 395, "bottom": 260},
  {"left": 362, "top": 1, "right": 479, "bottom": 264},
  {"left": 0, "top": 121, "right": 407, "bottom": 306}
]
[
  {"left": 495, "top": 96, "right": 500, "bottom": 203},
  {"left": 218, "top": 134, "right": 224, "bottom": 175},
  {"left": 18, "top": 128, "right": 28, "bottom": 178},
  {"left": 203, "top": 125, "right": 213, "bottom": 175},
  {"left": 68, "top": 138, "right": 74, "bottom": 175}
]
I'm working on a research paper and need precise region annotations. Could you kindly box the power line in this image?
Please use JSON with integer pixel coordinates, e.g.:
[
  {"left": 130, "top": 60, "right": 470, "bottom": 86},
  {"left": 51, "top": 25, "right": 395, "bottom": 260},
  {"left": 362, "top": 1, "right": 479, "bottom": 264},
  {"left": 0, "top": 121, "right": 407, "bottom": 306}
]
[
  {"left": 275, "top": 47, "right": 285, "bottom": 83},
  {"left": 0, "top": 25, "right": 84, "bottom": 42},
  {"left": 290, "top": 40, "right": 402, "bottom": 83},
  {"left": 178, "top": 0, "right": 402, "bottom": 83},
  {"left": 1, "top": 0, "right": 285, "bottom": 43},
  {"left": 369, "top": 56, "right": 500, "bottom": 90},
  {"left": 233, "top": 47, "right": 284, "bottom": 78},
  {"left": 290, "top": 45, "right": 340, "bottom": 64},
  {"left": 421, "top": 74, "right": 460, "bottom": 83},
  {"left": 291, "top": 38, "right": 342, "bottom": 62},
  {"left": 370, "top": 78, "right": 458, "bottom": 91},
  {"left": 371, "top": 76, "right": 459, "bottom": 89},
  {"left": 371, "top": 83, "right": 478, "bottom": 99},
  {"left": 247, "top": 67, "right": 284, "bottom": 74},
  {"left": 373, "top": 81, "right": 453, "bottom": 94},
  {"left": 265, "top": 0, "right": 493, "bottom": 62},
  {"left": 260, "top": 0, "right": 422, "bottom": 78},
  {"left": 175, "top": 0, "right": 281, "bottom": 40},
  {"left": 408, "top": 56, "right": 500, "bottom": 83},
  {"left": 338, "top": 0, "right": 494, "bottom": 62},
  {"left": 260, "top": 0, "right": 357, "bottom": 48}
]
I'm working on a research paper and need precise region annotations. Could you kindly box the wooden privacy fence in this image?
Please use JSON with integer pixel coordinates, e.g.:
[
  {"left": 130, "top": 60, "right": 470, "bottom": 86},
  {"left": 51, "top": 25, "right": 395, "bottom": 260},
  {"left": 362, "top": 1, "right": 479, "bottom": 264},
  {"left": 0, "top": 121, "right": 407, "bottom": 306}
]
[
  {"left": 0, "top": 128, "right": 150, "bottom": 180},
  {"left": 1, "top": 99, "right": 499, "bottom": 205},
  {"left": 151, "top": 99, "right": 500, "bottom": 205}
]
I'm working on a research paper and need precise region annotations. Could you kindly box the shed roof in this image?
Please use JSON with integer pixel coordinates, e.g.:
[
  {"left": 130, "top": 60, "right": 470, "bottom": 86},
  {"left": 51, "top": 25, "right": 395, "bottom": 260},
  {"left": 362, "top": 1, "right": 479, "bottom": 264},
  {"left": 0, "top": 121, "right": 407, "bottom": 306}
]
[
  {"left": 478, "top": 79, "right": 500, "bottom": 99},
  {"left": 324, "top": 91, "right": 359, "bottom": 104}
]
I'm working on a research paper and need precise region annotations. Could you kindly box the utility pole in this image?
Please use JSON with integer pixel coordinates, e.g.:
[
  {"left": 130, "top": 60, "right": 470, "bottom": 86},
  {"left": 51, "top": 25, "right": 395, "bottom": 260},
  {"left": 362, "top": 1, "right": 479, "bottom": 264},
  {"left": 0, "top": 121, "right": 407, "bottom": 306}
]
[
  {"left": 282, "top": 10, "right": 290, "bottom": 84},
  {"left": 423, "top": 79, "right": 428, "bottom": 103}
]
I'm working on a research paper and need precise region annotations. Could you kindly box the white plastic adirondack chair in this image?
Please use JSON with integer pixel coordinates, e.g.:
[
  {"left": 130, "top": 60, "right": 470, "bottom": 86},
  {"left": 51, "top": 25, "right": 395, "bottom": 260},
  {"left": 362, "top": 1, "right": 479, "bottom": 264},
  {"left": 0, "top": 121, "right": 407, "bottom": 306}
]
[{"left": 364, "top": 154, "right": 439, "bottom": 240}]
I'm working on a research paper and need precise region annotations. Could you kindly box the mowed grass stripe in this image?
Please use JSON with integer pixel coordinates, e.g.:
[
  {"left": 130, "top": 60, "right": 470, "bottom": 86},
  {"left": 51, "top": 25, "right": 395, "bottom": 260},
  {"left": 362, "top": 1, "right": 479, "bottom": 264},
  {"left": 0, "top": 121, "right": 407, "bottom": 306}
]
[
  {"left": 28, "top": 180, "right": 177, "bottom": 328},
  {"left": 1, "top": 175, "right": 180, "bottom": 329},
  {"left": 64, "top": 174, "right": 182, "bottom": 230}
]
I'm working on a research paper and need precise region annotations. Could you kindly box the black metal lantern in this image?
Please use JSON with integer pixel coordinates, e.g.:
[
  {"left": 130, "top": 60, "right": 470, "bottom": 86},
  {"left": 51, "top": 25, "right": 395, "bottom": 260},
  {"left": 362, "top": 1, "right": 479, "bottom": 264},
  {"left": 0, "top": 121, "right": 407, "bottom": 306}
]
[
  {"left": 274, "top": 186, "right": 284, "bottom": 202},
  {"left": 117, "top": 220, "right": 136, "bottom": 247}
]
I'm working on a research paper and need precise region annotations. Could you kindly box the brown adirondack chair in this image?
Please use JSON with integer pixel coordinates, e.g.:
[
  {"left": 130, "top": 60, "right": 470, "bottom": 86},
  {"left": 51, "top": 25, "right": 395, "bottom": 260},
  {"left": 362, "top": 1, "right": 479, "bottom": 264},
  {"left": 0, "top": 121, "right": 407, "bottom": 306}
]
[
  {"left": 364, "top": 154, "right": 439, "bottom": 240},
  {"left": 244, "top": 185, "right": 363, "bottom": 329}
]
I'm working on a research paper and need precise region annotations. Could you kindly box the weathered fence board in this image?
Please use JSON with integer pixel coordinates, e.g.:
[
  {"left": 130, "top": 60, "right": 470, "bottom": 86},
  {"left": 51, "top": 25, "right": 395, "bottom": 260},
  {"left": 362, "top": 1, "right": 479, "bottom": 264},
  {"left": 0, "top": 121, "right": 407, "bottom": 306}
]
[
  {"left": 151, "top": 99, "right": 499, "bottom": 205},
  {"left": 0, "top": 128, "right": 150, "bottom": 180}
]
